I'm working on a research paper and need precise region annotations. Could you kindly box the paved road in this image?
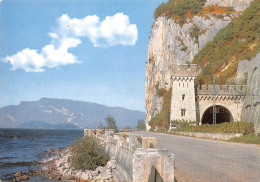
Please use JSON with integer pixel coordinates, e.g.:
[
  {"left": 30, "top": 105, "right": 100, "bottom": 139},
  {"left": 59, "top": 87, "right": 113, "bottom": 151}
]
[{"left": 133, "top": 131, "right": 260, "bottom": 182}]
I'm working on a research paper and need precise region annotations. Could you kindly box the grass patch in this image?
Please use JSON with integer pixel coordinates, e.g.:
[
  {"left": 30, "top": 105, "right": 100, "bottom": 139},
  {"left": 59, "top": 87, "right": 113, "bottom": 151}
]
[
  {"left": 70, "top": 135, "right": 109, "bottom": 170},
  {"left": 229, "top": 133, "right": 260, "bottom": 144}
]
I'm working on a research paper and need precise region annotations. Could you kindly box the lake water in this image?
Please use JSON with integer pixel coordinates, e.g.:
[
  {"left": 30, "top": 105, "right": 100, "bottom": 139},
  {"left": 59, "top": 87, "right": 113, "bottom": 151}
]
[{"left": 0, "top": 128, "right": 83, "bottom": 181}]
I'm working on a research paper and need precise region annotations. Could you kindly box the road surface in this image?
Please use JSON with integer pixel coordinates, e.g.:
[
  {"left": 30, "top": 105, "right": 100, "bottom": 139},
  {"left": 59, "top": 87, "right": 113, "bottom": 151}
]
[{"left": 134, "top": 131, "right": 260, "bottom": 182}]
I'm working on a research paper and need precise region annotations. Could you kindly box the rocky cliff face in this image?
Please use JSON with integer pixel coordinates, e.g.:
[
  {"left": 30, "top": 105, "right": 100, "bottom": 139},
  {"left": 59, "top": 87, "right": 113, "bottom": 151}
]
[
  {"left": 145, "top": 0, "right": 254, "bottom": 128},
  {"left": 241, "top": 53, "right": 260, "bottom": 132}
]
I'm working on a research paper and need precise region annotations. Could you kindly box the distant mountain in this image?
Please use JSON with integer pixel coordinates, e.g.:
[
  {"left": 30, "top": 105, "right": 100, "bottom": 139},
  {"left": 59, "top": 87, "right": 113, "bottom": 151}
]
[
  {"left": 17, "top": 121, "right": 80, "bottom": 129},
  {"left": 0, "top": 98, "right": 145, "bottom": 129}
]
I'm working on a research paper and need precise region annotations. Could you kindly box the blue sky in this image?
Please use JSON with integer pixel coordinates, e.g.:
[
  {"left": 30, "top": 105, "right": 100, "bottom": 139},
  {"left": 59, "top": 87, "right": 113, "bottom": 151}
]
[{"left": 0, "top": 0, "right": 165, "bottom": 111}]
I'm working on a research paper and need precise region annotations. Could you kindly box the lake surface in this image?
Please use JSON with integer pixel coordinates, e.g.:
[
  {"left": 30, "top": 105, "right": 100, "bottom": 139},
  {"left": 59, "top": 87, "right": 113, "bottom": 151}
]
[{"left": 0, "top": 128, "right": 83, "bottom": 181}]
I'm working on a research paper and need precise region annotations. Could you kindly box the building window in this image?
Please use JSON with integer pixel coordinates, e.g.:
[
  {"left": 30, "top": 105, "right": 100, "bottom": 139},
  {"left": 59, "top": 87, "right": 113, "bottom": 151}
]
[
  {"left": 183, "top": 83, "right": 184, "bottom": 87},
  {"left": 187, "top": 83, "right": 188, "bottom": 87},
  {"left": 181, "top": 109, "right": 186, "bottom": 117},
  {"left": 179, "top": 83, "right": 180, "bottom": 87},
  {"left": 182, "top": 94, "right": 185, "bottom": 101}
]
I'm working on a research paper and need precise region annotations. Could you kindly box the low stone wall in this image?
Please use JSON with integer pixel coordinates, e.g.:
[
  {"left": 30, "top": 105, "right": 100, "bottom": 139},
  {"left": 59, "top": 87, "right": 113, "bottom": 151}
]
[
  {"left": 84, "top": 129, "right": 175, "bottom": 182},
  {"left": 133, "top": 148, "right": 175, "bottom": 182},
  {"left": 171, "top": 131, "right": 242, "bottom": 140}
]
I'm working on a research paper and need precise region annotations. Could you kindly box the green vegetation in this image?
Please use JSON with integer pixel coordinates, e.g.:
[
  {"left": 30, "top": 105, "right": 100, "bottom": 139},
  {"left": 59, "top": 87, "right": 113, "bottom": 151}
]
[
  {"left": 181, "top": 45, "right": 188, "bottom": 51},
  {"left": 156, "top": 88, "right": 167, "bottom": 97},
  {"left": 193, "top": 0, "right": 260, "bottom": 84},
  {"left": 105, "top": 115, "right": 117, "bottom": 130},
  {"left": 154, "top": 0, "right": 206, "bottom": 24},
  {"left": 241, "top": 71, "right": 248, "bottom": 85},
  {"left": 153, "top": 0, "right": 236, "bottom": 25},
  {"left": 190, "top": 24, "right": 201, "bottom": 43},
  {"left": 149, "top": 88, "right": 172, "bottom": 131},
  {"left": 123, "top": 126, "right": 131, "bottom": 130},
  {"left": 173, "top": 121, "right": 254, "bottom": 135},
  {"left": 70, "top": 136, "right": 109, "bottom": 170},
  {"left": 229, "top": 133, "right": 260, "bottom": 144},
  {"left": 171, "top": 119, "right": 197, "bottom": 125},
  {"left": 97, "top": 123, "right": 105, "bottom": 129},
  {"left": 136, "top": 119, "right": 146, "bottom": 130}
]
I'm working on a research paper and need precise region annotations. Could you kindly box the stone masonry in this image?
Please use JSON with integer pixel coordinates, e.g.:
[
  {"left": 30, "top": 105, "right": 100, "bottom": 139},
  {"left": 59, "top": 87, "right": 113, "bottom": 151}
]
[
  {"left": 170, "top": 64, "right": 198, "bottom": 122},
  {"left": 84, "top": 129, "right": 175, "bottom": 182},
  {"left": 170, "top": 64, "right": 247, "bottom": 125}
]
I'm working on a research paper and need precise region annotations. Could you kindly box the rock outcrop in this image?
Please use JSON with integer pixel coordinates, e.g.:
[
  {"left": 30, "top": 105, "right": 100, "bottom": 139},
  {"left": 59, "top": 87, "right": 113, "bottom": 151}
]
[
  {"left": 242, "top": 53, "right": 260, "bottom": 132},
  {"left": 205, "top": 0, "right": 253, "bottom": 11},
  {"left": 145, "top": 0, "right": 254, "bottom": 129}
]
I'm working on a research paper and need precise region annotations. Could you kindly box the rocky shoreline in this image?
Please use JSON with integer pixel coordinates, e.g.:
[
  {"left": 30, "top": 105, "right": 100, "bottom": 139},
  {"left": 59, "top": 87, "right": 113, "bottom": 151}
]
[{"left": 13, "top": 147, "right": 116, "bottom": 182}]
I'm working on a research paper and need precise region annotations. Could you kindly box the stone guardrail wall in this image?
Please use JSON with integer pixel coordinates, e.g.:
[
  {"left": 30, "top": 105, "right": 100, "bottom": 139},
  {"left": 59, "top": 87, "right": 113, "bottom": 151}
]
[
  {"left": 171, "top": 131, "right": 243, "bottom": 140},
  {"left": 195, "top": 85, "right": 247, "bottom": 96},
  {"left": 84, "top": 129, "right": 175, "bottom": 182}
]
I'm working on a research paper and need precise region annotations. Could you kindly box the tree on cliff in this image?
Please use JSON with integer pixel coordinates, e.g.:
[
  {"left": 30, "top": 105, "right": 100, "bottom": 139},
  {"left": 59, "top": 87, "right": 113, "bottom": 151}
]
[
  {"left": 105, "top": 115, "right": 117, "bottom": 130},
  {"left": 136, "top": 119, "right": 146, "bottom": 130}
]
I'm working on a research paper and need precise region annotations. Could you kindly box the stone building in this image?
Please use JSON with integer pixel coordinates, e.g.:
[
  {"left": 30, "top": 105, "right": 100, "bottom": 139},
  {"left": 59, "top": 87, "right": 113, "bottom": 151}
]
[
  {"left": 170, "top": 64, "right": 198, "bottom": 122},
  {"left": 170, "top": 64, "right": 247, "bottom": 125}
]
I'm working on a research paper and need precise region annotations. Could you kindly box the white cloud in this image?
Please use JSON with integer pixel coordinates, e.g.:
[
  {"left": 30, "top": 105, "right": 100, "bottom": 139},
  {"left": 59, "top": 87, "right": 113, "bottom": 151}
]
[
  {"left": 4, "top": 48, "right": 46, "bottom": 72},
  {"left": 0, "top": 0, "right": 2, "bottom": 3},
  {"left": 3, "top": 13, "right": 138, "bottom": 72},
  {"left": 58, "top": 13, "right": 138, "bottom": 47},
  {"left": 3, "top": 38, "right": 81, "bottom": 72}
]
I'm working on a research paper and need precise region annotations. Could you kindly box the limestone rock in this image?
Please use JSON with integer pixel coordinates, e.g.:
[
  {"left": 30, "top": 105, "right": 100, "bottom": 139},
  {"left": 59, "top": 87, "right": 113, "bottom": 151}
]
[
  {"left": 241, "top": 53, "right": 260, "bottom": 131},
  {"left": 81, "top": 172, "right": 90, "bottom": 180},
  {"left": 92, "top": 170, "right": 99, "bottom": 177},
  {"left": 96, "top": 166, "right": 104, "bottom": 173},
  {"left": 62, "top": 175, "right": 75, "bottom": 180},
  {"left": 204, "top": 0, "right": 253, "bottom": 11},
  {"left": 46, "top": 148, "right": 52, "bottom": 153},
  {"left": 107, "top": 160, "right": 116, "bottom": 169},
  {"left": 14, "top": 172, "right": 22, "bottom": 177},
  {"left": 145, "top": 0, "right": 253, "bottom": 128},
  {"left": 100, "top": 172, "right": 112, "bottom": 180},
  {"left": 15, "top": 175, "right": 29, "bottom": 181}
]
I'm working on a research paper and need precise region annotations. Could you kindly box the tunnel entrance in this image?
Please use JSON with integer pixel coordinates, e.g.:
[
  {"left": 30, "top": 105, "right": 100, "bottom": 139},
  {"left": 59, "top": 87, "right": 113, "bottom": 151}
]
[{"left": 201, "top": 105, "right": 234, "bottom": 124}]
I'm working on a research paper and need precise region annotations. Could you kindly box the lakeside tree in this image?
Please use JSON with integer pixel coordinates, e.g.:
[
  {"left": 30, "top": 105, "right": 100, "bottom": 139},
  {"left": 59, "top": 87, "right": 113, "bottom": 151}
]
[
  {"left": 136, "top": 119, "right": 146, "bottom": 130},
  {"left": 105, "top": 115, "right": 117, "bottom": 130}
]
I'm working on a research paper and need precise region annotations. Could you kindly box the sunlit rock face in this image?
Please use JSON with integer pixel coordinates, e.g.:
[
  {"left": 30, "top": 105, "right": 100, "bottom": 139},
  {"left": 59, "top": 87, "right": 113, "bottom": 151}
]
[
  {"left": 144, "top": 0, "right": 253, "bottom": 129},
  {"left": 242, "top": 53, "right": 260, "bottom": 131}
]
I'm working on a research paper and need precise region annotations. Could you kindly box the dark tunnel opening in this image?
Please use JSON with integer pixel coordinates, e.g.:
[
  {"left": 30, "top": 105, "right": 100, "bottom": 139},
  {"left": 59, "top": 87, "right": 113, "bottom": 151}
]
[{"left": 201, "top": 105, "right": 234, "bottom": 125}]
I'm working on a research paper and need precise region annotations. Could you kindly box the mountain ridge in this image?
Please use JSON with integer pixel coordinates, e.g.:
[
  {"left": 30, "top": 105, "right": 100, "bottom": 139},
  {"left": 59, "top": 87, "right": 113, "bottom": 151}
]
[{"left": 0, "top": 98, "right": 145, "bottom": 129}]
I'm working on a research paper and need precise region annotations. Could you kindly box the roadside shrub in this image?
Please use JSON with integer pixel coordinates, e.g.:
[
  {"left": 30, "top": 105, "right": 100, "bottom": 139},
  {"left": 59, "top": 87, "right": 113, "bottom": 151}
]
[
  {"left": 150, "top": 88, "right": 172, "bottom": 131},
  {"left": 174, "top": 121, "right": 254, "bottom": 135},
  {"left": 171, "top": 119, "right": 197, "bottom": 126},
  {"left": 229, "top": 133, "right": 260, "bottom": 144},
  {"left": 70, "top": 136, "right": 109, "bottom": 170}
]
